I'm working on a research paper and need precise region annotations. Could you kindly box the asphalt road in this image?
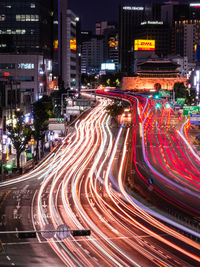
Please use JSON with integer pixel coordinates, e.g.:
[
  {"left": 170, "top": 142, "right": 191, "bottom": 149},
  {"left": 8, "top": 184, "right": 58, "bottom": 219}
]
[{"left": 0, "top": 94, "right": 199, "bottom": 266}]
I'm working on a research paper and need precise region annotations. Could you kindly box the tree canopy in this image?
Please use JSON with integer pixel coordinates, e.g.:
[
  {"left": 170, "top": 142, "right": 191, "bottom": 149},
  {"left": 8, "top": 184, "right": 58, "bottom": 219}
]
[
  {"left": 33, "top": 95, "right": 53, "bottom": 160},
  {"left": 7, "top": 110, "right": 32, "bottom": 169},
  {"left": 106, "top": 103, "right": 124, "bottom": 117}
]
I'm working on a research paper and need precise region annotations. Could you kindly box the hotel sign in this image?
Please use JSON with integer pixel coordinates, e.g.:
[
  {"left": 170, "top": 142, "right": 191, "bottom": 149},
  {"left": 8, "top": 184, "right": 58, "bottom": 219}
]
[
  {"left": 141, "top": 21, "right": 163, "bottom": 25},
  {"left": 123, "top": 6, "right": 144, "bottom": 11},
  {"left": 134, "top": 39, "right": 155, "bottom": 51}
]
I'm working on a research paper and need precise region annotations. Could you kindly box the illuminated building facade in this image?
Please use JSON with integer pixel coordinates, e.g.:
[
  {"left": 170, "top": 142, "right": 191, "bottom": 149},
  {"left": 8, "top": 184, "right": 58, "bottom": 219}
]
[{"left": 121, "top": 60, "right": 187, "bottom": 91}]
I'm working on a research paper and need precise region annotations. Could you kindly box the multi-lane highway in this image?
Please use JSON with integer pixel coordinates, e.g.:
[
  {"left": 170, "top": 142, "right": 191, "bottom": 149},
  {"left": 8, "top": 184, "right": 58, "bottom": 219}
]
[{"left": 0, "top": 93, "right": 199, "bottom": 266}]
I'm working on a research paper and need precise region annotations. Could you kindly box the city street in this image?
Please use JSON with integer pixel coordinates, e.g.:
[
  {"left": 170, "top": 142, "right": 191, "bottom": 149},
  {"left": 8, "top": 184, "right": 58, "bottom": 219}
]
[{"left": 0, "top": 95, "right": 199, "bottom": 266}]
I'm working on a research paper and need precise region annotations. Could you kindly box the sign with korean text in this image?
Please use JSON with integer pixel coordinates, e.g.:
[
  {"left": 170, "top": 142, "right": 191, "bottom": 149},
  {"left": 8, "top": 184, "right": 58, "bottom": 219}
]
[
  {"left": 159, "top": 90, "right": 170, "bottom": 97},
  {"left": 183, "top": 106, "right": 200, "bottom": 115},
  {"left": 190, "top": 114, "right": 200, "bottom": 125},
  {"left": 134, "top": 39, "right": 155, "bottom": 51},
  {"left": 177, "top": 98, "right": 185, "bottom": 105}
]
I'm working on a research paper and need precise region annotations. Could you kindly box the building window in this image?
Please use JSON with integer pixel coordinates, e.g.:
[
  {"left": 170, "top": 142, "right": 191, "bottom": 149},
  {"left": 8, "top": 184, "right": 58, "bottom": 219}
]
[
  {"left": 18, "top": 76, "right": 34, "bottom": 81},
  {"left": 30, "top": 3, "right": 36, "bottom": 8},
  {"left": 0, "top": 14, "right": 6, "bottom": 21},
  {"left": 0, "top": 63, "right": 15, "bottom": 69},
  {"left": 16, "top": 14, "right": 39, "bottom": 22}
]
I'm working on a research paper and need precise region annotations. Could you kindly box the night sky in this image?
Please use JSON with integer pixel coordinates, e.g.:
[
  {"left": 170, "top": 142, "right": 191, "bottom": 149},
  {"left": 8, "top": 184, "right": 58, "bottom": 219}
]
[{"left": 68, "top": 0, "right": 167, "bottom": 31}]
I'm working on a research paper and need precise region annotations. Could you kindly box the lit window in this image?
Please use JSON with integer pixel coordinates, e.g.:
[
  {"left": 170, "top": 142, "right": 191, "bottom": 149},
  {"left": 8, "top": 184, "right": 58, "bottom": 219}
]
[
  {"left": 0, "top": 14, "right": 6, "bottom": 21},
  {"left": 26, "top": 15, "right": 31, "bottom": 21},
  {"left": 30, "top": 3, "right": 35, "bottom": 8}
]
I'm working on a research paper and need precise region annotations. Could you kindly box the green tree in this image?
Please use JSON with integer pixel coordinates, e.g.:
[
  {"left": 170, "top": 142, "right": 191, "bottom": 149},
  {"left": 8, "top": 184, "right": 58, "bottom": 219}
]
[
  {"left": 185, "top": 89, "right": 196, "bottom": 105},
  {"left": 173, "top": 82, "right": 187, "bottom": 99},
  {"left": 33, "top": 95, "right": 53, "bottom": 161},
  {"left": 7, "top": 111, "right": 32, "bottom": 170},
  {"left": 106, "top": 103, "right": 124, "bottom": 117}
]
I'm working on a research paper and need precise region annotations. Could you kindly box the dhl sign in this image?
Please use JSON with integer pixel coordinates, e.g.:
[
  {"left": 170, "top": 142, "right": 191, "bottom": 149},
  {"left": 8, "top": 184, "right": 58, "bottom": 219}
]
[{"left": 134, "top": 39, "right": 155, "bottom": 51}]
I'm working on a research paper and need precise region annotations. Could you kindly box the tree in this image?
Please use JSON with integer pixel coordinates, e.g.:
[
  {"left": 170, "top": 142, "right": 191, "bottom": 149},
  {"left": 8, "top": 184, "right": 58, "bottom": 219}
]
[
  {"left": 173, "top": 82, "right": 187, "bottom": 99},
  {"left": 7, "top": 111, "right": 32, "bottom": 170},
  {"left": 33, "top": 95, "right": 53, "bottom": 161},
  {"left": 106, "top": 103, "right": 124, "bottom": 117},
  {"left": 185, "top": 89, "right": 196, "bottom": 105}
]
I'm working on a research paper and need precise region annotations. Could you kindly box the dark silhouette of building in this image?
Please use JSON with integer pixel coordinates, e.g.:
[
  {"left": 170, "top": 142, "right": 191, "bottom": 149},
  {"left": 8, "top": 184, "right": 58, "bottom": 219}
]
[{"left": 0, "top": 0, "right": 56, "bottom": 57}]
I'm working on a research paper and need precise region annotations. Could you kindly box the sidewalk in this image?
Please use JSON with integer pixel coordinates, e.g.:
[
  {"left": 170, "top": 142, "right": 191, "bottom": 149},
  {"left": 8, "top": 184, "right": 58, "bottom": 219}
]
[{"left": 0, "top": 143, "right": 60, "bottom": 181}]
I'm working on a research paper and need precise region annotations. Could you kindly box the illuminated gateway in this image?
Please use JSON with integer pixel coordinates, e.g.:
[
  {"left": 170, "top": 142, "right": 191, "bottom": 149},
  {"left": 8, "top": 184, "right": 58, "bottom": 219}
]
[{"left": 121, "top": 59, "right": 187, "bottom": 91}]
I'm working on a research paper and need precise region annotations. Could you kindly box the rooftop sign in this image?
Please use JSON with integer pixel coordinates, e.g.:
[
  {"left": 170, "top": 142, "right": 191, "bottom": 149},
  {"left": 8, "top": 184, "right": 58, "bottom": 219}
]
[
  {"left": 123, "top": 6, "right": 144, "bottom": 11},
  {"left": 134, "top": 39, "right": 155, "bottom": 51},
  {"left": 190, "top": 3, "right": 200, "bottom": 7},
  {"left": 141, "top": 21, "right": 163, "bottom": 25}
]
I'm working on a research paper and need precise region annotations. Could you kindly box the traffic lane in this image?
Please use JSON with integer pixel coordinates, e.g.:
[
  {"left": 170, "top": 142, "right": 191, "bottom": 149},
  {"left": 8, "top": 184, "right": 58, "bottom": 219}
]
[{"left": 0, "top": 180, "right": 65, "bottom": 267}]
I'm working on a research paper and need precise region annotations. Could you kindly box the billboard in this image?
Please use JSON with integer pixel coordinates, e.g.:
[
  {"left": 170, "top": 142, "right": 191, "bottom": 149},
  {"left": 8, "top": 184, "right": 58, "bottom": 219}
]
[
  {"left": 190, "top": 114, "right": 200, "bottom": 125},
  {"left": 134, "top": 39, "right": 155, "bottom": 51},
  {"left": 101, "top": 63, "right": 115, "bottom": 71},
  {"left": 108, "top": 36, "right": 118, "bottom": 48},
  {"left": 70, "top": 39, "right": 76, "bottom": 51},
  {"left": 54, "top": 40, "right": 58, "bottom": 51}
]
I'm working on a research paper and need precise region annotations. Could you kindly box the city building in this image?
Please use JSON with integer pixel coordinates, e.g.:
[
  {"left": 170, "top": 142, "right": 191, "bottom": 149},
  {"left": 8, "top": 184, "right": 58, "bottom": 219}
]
[
  {"left": 66, "top": 9, "right": 80, "bottom": 90},
  {"left": 169, "top": 55, "right": 188, "bottom": 77},
  {"left": 96, "top": 21, "right": 116, "bottom": 35},
  {"left": 119, "top": 5, "right": 145, "bottom": 74},
  {"left": 81, "top": 35, "right": 104, "bottom": 74},
  {"left": 103, "top": 27, "right": 119, "bottom": 72},
  {"left": 0, "top": 54, "right": 53, "bottom": 115},
  {"left": 175, "top": 20, "right": 200, "bottom": 63},
  {"left": 135, "top": 21, "right": 170, "bottom": 58}
]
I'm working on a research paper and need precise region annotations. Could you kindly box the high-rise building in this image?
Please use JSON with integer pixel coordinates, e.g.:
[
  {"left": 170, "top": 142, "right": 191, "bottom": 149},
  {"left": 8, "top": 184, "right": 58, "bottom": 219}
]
[
  {"left": 119, "top": 5, "right": 145, "bottom": 74},
  {"left": 135, "top": 21, "right": 170, "bottom": 58},
  {"left": 81, "top": 35, "right": 104, "bottom": 74},
  {"left": 96, "top": 21, "right": 116, "bottom": 35},
  {"left": 0, "top": 0, "right": 55, "bottom": 56},
  {"left": 119, "top": 3, "right": 164, "bottom": 75},
  {"left": 66, "top": 9, "right": 79, "bottom": 89},
  {"left": 104, "top": 28, "right": 119, "bottom": 71}
]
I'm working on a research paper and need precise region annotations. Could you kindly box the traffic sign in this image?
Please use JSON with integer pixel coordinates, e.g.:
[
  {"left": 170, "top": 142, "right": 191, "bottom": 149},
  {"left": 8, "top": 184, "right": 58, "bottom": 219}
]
[
  {"left": 72, "top": 230, "right": 91, "bottom": 236},
  {"left": 183, "top": 106, "right": 200, "bottom": 115},
  {"left": 56, "top": 224, "right": 70, "bottom": 239},
  {"left": 18, "top": 231, "right": 36, "bottom": 239},
  {"left": 190, "top": 114, "right": 200, "bottom": 125},
  {"left": 177, "top": 98, "right": 185, "bottom": 105},
  {"left": 159, "top": 91, "right": 170, "bottom": 97},
  {"left": 41, "top": 224, "right": 55, "bottom": 239}
]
